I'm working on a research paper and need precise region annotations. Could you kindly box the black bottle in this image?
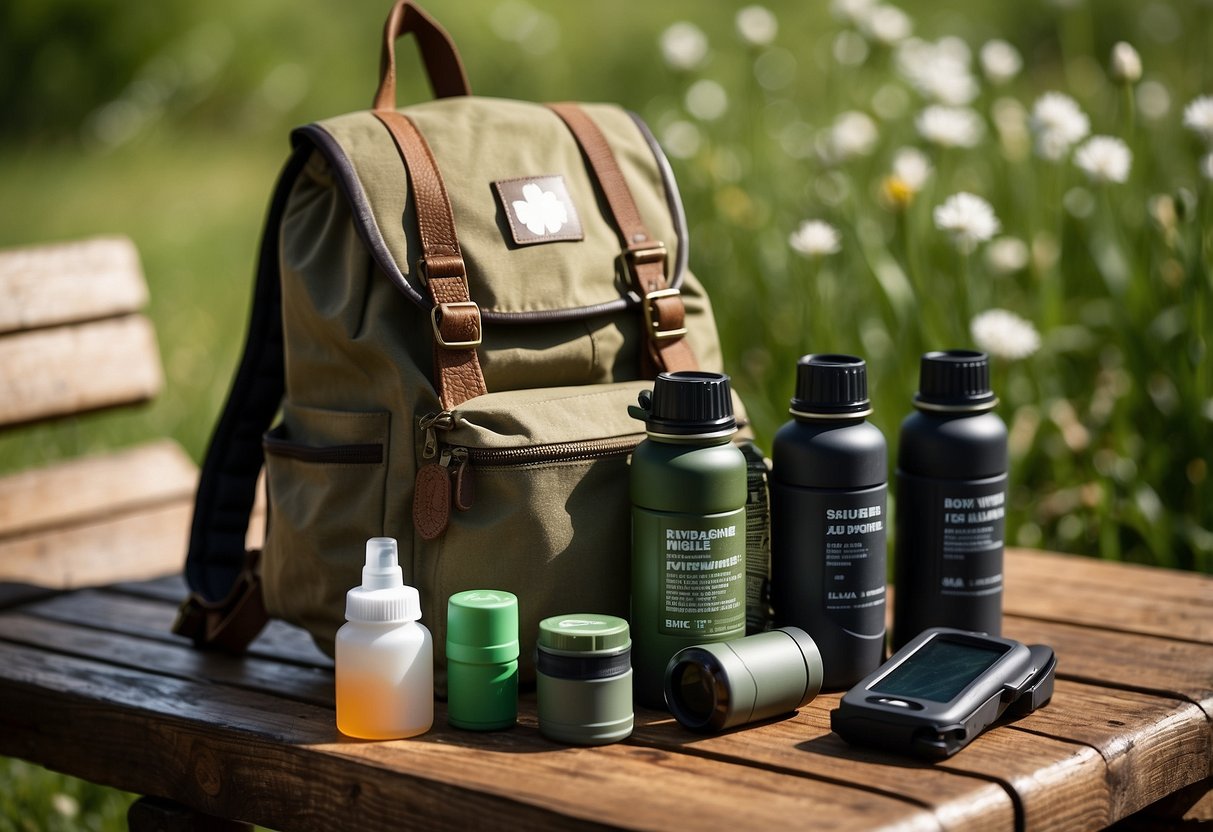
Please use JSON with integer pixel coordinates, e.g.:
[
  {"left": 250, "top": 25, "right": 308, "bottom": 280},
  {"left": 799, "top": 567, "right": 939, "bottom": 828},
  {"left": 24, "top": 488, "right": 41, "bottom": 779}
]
[
  {"left": 770, "top": 355, "right": 888, "bottom": 690},
  {"left": 893, "top": 350, "right": 1008, "bottom": 650}
]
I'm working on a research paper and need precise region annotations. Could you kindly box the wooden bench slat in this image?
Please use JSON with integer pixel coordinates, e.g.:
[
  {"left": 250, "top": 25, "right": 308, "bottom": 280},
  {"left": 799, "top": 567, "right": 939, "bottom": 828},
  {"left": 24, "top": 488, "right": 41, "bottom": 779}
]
[
  {"left": 0, "top": 640, "right": 946, "bottom": 831},
  {"left": 0, "top": 611, "right": 334, "bottom": 707},
  {"left": 16, "top": 582, "right": 1211, "bottom": 831},
  {"left": 1004, "top": 615, "right": 1213, "bottom": 718},
  {"left": 25, "top": 588, "right": 331, "bottom": 667},
  {"left": 1005, "top": 548, "right": 1213, "bottom": 643},
  {"left": 0, "top": 499, "right": 192, "bottom": 587},
  {"left": 0, "top": 439, "right": 196, "bottom": 538},
  {"left": 0, "top": 236, "right": 147, "bottom": 335},
  {"left": 0, "top": 314, "right": 163, "bottom": 427}
]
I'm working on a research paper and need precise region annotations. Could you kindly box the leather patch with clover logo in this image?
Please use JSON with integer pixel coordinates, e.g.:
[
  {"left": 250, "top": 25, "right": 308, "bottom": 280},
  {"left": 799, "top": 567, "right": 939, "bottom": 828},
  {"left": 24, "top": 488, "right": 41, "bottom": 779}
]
[{"left": 493, "top": 175, "right": 584, "bottom": 246}]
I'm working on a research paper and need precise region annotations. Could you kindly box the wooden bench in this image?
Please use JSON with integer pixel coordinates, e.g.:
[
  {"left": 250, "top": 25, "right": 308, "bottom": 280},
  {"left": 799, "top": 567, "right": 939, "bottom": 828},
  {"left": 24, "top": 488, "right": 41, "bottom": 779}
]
[
  {"left": 0, "top": 236, "right": 198, "bottom": 595},
  {"left": 0, "top": 239, "right": 1210, "bottom": 831}
]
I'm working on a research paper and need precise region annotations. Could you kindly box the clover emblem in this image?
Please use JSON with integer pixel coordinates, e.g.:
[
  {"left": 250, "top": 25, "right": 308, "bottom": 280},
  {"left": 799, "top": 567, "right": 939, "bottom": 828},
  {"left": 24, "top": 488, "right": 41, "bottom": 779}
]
[{"left": 512, "top": 183, "right": 568, "bottom": 236}]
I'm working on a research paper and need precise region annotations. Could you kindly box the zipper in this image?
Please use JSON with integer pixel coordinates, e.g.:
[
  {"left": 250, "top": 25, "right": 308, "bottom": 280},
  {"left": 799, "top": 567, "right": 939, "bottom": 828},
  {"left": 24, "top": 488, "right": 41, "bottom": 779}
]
[
  {"left": 465, "top": 435, "right": 641, "bottom": 468},
  {"left": 263, "top": 433, "right": 383, "bottom": 464},
  {"left": 417, "top": 411, "right": 642, "bottom": 520}
]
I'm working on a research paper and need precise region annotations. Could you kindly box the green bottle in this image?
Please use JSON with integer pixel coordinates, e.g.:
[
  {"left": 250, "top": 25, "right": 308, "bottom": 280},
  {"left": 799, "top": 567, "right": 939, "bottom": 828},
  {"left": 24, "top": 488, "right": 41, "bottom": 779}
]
[
  {"left": 628, "top": 371, "right": 748, "bottom": 709},
  {"left": 446, "top": 589, "right": 519, "bottom": 730}
]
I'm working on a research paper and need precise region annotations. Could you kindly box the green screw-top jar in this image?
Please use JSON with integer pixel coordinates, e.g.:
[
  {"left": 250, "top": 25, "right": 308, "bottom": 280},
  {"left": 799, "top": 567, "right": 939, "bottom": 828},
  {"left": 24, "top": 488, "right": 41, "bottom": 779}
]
[
  {"left": 446, "top": 590, "right": 519, "bottom": 731},
  {"left": 536, "top": 614, "right": 633, "bottom": 745}
]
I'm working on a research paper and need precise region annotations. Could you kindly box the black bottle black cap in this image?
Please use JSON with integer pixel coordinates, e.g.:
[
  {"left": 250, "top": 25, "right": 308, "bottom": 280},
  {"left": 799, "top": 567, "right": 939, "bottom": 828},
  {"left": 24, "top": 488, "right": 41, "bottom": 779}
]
[
  {"left": 789, "top": 354, "right": 871, "bottom": 418},
  {"left": 913, "top": 350, "right": 998, "bottom": 412},
  {"left": 629, "top": 371, "right": 737, "bottom": 436}
]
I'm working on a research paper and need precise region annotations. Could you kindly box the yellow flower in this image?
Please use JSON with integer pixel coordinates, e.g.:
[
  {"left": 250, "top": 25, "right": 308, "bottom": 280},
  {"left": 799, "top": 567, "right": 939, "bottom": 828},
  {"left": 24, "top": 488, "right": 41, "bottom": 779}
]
[{"left": 881, "top": 175, "right": 915, "bottom": 209}]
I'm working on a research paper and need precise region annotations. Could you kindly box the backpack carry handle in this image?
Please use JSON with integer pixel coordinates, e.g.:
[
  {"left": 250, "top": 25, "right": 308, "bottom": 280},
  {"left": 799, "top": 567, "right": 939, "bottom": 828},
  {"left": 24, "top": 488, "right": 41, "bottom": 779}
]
[{"left": 373, "top": 0, "right": 471, "bottom": 111}]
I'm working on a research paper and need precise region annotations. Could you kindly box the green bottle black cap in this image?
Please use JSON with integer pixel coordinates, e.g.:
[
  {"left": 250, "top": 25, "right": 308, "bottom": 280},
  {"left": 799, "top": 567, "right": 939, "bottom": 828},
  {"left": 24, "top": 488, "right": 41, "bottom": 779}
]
[
  {"left": 790, "top": 354, "right": 871, "bottom": 418},
  {"left": 629, "top": 371, "right": 737, "bottom": 437},
  {"left": 914, "top": 350, "right": 998, "bottom": 413}
]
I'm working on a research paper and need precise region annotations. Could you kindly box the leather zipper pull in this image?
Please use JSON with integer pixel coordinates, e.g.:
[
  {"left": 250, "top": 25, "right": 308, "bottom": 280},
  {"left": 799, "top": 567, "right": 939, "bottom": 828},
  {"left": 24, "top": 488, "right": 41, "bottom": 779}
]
[
  {"left": 413, "top": 461, "right": 451, "bottom": 540},
  {"left": 450, "top": 448, "right": 473, "bottom": 511}
]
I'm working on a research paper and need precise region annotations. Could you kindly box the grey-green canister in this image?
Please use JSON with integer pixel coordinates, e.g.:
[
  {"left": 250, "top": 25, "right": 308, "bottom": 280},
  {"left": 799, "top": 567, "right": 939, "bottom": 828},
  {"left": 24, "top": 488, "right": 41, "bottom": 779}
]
[
  {"left": 446, "top": 590, "right": 519, "bottom": 731},
  {"left": 536, "top": 614, "right": 633, "bottom": 745}
]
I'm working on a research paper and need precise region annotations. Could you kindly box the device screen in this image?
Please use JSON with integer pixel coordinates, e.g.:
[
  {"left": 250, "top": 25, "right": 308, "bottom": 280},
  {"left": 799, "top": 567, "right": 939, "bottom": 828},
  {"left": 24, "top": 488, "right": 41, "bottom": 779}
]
[{"left": 871, "top": 636, "right": 1009, "bottom": 702}]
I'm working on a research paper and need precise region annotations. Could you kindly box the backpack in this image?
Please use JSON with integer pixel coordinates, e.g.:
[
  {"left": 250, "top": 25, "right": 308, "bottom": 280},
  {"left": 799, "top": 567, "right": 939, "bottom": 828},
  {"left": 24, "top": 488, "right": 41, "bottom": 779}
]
[{"left": 175, "top": 0, "right": 753, "bottom": 684}]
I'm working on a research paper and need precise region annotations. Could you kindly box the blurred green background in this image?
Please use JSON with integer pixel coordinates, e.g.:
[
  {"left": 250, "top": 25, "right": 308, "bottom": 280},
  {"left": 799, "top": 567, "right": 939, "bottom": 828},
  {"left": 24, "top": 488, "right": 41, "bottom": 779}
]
[{"left": 0, "top": 0, "right": 1210, "bottom": 826}]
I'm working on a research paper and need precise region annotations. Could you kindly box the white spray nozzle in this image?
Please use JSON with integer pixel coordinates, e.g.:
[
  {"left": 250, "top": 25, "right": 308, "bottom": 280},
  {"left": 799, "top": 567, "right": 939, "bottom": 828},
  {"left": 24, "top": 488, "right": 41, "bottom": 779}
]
[{"left": 362, "top": 537, "right": 404, "bottom": 591}]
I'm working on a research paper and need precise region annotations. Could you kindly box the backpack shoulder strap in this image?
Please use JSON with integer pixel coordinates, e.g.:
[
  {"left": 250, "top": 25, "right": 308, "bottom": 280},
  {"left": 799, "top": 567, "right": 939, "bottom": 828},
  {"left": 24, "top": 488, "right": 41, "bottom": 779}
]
[
  {"left": 172, "top": 145, "right": 311, "bottom": 651},
  {"left": 547, "top": 102, "right": 698, "bottom": 376}
]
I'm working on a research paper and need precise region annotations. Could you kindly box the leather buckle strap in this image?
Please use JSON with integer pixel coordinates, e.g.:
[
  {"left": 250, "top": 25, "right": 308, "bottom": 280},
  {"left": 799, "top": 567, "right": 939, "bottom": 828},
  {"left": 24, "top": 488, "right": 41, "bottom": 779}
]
[
  {"left": 431, "top": 301, "right": 483, "bottom": 348},
  {"left": 643, "top": 288, "right": 689, "bottom": 341},
  {"left": 625, "top": 243, "right": 668, "bottom": 292},
  {"left": 172, "top": 550, "right": 268, "bottom": 654}
]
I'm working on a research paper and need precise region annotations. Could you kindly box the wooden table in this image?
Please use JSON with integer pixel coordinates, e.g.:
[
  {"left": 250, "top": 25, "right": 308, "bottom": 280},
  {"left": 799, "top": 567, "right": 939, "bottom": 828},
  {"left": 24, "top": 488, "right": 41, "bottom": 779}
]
[{"left": 1, "top": 548, "right": 1210, "bottom": 830}]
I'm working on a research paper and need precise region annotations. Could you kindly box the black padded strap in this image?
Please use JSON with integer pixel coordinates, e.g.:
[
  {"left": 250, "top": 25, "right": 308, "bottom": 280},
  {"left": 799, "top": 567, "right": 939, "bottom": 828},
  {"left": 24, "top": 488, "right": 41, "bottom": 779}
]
[{"left": 183, "top": 144, "right": 309, "bottom": 606}]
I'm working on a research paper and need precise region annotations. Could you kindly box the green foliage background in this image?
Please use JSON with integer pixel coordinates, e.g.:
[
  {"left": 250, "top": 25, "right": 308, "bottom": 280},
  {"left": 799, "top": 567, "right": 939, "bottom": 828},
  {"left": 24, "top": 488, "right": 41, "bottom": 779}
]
[{"left": 0, "top": 0, "right": 1210, "bottom": 825}]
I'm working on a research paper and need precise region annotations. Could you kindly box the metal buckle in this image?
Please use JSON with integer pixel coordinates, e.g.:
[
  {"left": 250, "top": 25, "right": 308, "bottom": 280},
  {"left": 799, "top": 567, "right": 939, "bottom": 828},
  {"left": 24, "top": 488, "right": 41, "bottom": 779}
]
[
  {"left": 431, "top": 301, "right": 483, "bottom": 349},
  {"left": 643, "top": 287, "right": 688, "bottom": 341},
  {"left": 625, "top": 243, "right": 668, "bottom": 289}
]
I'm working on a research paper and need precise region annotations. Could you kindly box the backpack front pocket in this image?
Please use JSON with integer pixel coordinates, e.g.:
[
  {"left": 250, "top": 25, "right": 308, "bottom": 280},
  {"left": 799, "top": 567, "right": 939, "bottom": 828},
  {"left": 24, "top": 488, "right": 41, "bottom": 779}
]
[
  {"left": 413, "top": 382, "right": 651, "bottom": 687},
  {"left": 262, "top": 403, "right": 390, "bottom": 649}
]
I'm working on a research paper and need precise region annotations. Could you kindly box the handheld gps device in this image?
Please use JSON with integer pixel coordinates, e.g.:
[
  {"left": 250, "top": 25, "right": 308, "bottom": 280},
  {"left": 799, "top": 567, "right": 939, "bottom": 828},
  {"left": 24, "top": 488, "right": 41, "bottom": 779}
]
[{"left": 831, "top": 627, "right": 1056, "bottom": 759}]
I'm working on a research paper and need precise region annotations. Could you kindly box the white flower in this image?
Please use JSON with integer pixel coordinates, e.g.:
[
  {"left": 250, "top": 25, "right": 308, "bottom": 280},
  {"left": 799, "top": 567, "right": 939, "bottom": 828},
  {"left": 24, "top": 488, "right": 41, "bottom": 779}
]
[
  {"left": 1138, "top": 80, "right": 1171, "bottom": 121},
  {"left": 512, "top": 183, "right": 568, "bottom": 236},
  {"left": 660, "top": 22, "right": 708, "bottom": 70},
  {"left": 1029, "top": 92, "right": 1090, "bottom": 161},
  {"left": 915, "top": 104, "right": 985, "bottom": 148},
  {"left": 896, "top": 37, "right": 979, "bottom": 105},
  {"left": 833, "top": 30, "right": 870, "bottom": 66},
  {"left": 934, "top": 192, "right": 1001, "bottom": 254},
  {"left": 685, "top": 79, "right": 728, "bottom": 121},
  {"left": 829, "top": 110, "right": 879, "bottom": 160},
  {"left": 1183, "top": 95, "right": 1213, "bottom": 144},
  {"left": 979, "top": 40, "right": 1022, "bottom": 85},
  {"left": 1073, "top": 135, "right": 1132, "bottom": 184},
  {"left": 861, "top": 5, "right": 913, "bottom": 45},
  {"left": 789, "top": 220, "right": 842, "bottom": 257},
  {"left": 971, "top": 309, "right": 1041, "bottom": 360},
  {"left": 985, "top": 236, "right": 1030, "bottom": 275},
  {"left": 1109, "top": 42, "right": 1142, "bottom": 84},
  {"left": 736, "top": 6, "right": 778, "bottom": 46},
  {"left": 892, "top": 146, "right": 932, "bottom": 191},
  {"left": 1201, "top": 153, "right": 1213, "bottom": 181},
  {"left": 831, "top": 0, "right": 877, "bottom": 26},
  {"left": 661, "top": 120, "right": 701, "bottom": 160}
]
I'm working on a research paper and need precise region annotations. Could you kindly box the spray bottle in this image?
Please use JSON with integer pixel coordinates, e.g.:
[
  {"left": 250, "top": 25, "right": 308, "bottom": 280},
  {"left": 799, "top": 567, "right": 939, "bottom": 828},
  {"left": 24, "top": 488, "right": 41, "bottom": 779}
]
[{"left": 335, "top": 537, "right": 433, "bottom": 739}]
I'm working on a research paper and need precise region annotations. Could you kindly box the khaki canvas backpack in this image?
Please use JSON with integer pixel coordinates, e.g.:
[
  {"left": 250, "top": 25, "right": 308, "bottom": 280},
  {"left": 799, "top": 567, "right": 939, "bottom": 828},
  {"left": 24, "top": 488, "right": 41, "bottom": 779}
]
[{"left": 176, "top": 0, "right": 753, "bottom": 682}]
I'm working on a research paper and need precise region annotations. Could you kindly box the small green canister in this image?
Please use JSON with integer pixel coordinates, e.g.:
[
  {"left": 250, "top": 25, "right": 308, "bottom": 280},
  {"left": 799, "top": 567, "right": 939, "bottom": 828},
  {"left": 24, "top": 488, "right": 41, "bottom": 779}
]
[
  {"left": 536, "top": 614, "right": 633, "bottom": 745},
  {"left": 446, "top": 590, "right": 519, "bottom": 731}
]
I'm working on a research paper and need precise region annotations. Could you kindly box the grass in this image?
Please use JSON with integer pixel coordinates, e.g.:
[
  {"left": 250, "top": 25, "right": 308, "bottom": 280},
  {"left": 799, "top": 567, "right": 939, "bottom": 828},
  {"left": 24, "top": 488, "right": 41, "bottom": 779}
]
[{"left": 0, "top": 0, "right": 1210, "bottom": 826}]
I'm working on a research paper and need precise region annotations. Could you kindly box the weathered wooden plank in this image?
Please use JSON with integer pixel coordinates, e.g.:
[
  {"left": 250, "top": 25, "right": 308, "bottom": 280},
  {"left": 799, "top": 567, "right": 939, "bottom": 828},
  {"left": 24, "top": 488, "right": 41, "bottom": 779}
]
[
  {"left": 0, "top": 611, "right": 334, "bottom": 706},
  {"left": 0, "top": 236, "right": 146, "bottom": 335},
  {"left": 786, "top": 691, "right": 1111, "bottom": 831},
  {"left": 1004, "top": 616, "right": 1213, "bottom": 718},
  {"left": 0, "top": 499, "right": 192, "bottom": 587},
  {"left": 628, "top": 699, "right": 1015, "bottom": 830},
  {"left": 1009, "top": 680, "right": 1212, "bottom": 820},
  {"left": 0, "top": 439, "right": 196, "bottom": 538},
  {"left": 1005, "top": 548, "right": 1213, "bottom": 643},
  {"left": 0, "top": 641, "right": 943, "bottom": 832},
  {"left": 24, "top": 588, "right": 331, "bottom": 668},
  {"left": 0, "top": 314, "right": 163, "bottom": 426}
]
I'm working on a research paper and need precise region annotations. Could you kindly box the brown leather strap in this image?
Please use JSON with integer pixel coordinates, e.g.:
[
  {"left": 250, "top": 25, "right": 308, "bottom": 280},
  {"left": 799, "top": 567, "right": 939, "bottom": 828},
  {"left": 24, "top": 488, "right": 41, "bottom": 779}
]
[
  {"left": 546, "top": 102, "right": 697, "bottom": 376},
  {"left": 172, "top": 550, "right": 268, "bottom": 653},
  {"left": 374, "top": 110, "right": 488, "bottom": 409},
  {"left": 373, "top": 0, "right": 471, "bottom": 110}
]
